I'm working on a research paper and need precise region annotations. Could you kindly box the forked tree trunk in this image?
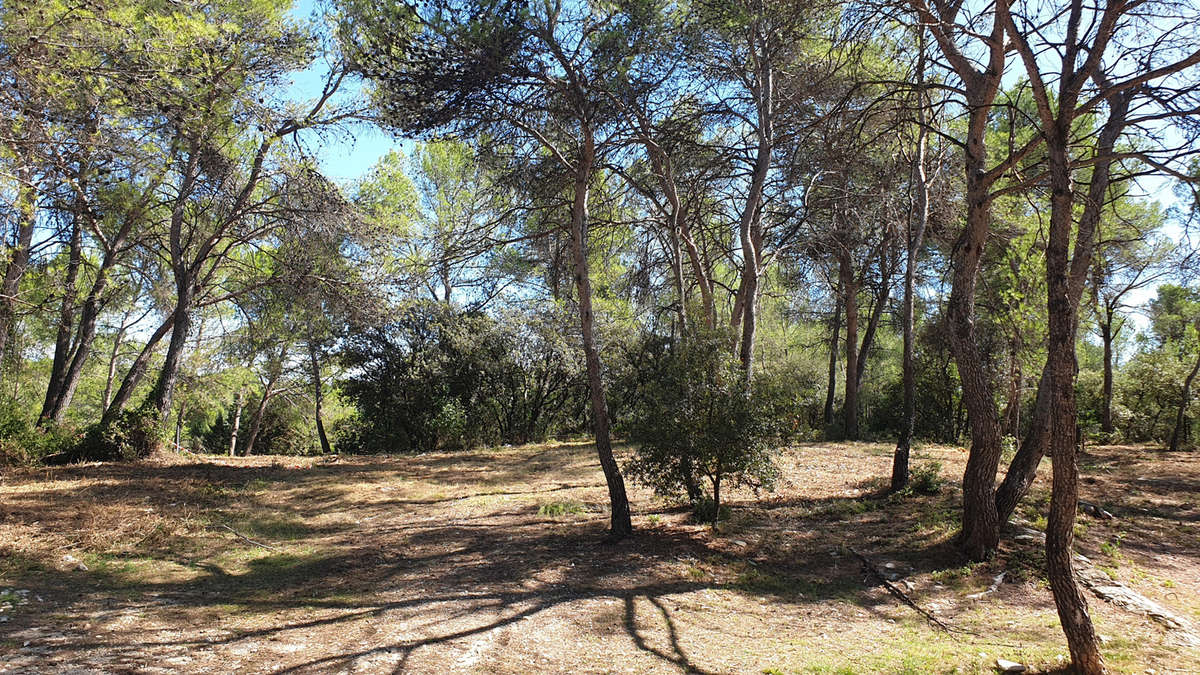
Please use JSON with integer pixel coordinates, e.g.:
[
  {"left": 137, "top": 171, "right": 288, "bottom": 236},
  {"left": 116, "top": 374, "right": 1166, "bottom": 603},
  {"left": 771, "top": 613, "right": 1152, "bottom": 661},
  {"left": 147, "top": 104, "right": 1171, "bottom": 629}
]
[
  {"left": 570, "top": 128, "right": 631, "bottom": 539},
  {"left": 102, "top": 314, "right": 176, "bottom": 426},
  {"left": 40, "top": 218, "right": 84, "bottom": 425},
  {"left": 949, "top": 102, "right": 1005, "bottom": 562}
]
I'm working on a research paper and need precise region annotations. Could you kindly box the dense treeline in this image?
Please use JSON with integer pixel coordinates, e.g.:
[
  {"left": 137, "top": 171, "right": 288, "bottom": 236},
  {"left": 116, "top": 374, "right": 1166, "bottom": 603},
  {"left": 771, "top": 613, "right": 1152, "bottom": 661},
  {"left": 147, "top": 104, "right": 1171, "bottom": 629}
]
[{"left": 3, "top": 0, "right": 1199, "bottom": 670}]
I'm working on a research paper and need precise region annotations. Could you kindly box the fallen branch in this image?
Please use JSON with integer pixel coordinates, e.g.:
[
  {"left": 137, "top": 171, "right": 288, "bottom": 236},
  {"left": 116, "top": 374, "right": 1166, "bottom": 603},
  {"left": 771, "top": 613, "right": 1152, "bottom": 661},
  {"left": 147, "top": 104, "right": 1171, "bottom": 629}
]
[
  {"left": 216, "top": 524, "right": 281, "bottom": 552},
  {"left": 849, "top": 548, "right": 963, "bottom": 634}
]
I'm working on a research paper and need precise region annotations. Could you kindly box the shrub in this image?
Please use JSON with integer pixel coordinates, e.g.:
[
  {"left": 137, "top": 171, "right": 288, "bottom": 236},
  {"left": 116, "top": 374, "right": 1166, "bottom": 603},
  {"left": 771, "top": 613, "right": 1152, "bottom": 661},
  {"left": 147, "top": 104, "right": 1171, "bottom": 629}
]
[
  {"left": 624, "top": 329, "right": 782, "bottom": 525},
  {"left": 906, "top": 461, "right": 944, "bottom": 495},
  {"left": 66, "top": 408, "right": 162, "bottom": 463},
  {"left": 0, "top": 405, "right": 78, "bottom": 466}
]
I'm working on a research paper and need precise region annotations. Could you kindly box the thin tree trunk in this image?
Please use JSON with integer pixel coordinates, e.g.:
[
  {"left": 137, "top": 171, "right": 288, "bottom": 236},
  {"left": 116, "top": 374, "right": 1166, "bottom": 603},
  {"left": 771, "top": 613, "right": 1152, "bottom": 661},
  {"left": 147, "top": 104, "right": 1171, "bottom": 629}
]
[
  {"left": 1169, "top": 348, "right": 1200, "bottom": 453},
  {"left": 229, "top": 387, "right": 244, "bottom": 457},
  {"left": 243, "top": 383, "right": 273, "bottom": 457},
  {"left": 841, "top": 254, "right": 860, "bottom": 441},
  {"left": 570, "top": 128, "right": 631, "bottom": 539},
  {"left": 310, "top": 342, "right": 333, "bottom": 455},
  {"left": 0, "top": 167, "right": 36, "bottom": 363},
  {"left": 894, "top": 54, "right": 930, "bottom": 491},
  {"left": 824, "top": 288, "right": 842, "bottom": 433},
  {"left": 1100, "top": 314, "right": 1115, "bottom": 434},
  {"left": 102, "top": 313, "right": 175, "bottom": 426}
]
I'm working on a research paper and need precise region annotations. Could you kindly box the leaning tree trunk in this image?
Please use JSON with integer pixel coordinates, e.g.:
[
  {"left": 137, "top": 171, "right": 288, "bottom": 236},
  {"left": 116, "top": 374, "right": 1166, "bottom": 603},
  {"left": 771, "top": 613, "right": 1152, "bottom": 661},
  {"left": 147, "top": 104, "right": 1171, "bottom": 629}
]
[
  {"left": 570, "top": 128, "right": 632, "bottom": 539},
  {"left": 0, "top": 168, "right": 37, "bottom": 363},
  {"left": 310, "top": 343, "right": 333, "bottom": 455},
  {"left": 148, "top": 283, "right": 194, "bottom": 423},
  {"left": 102, "top": 314, "right": 175, "bottom": 426},
  {"left": 1169, "top": 347, "right": 1200, "bottom": 453},
  {"left": 995, "top": 90, "right": 1130, "bottom": 532},
  {"left": 39, "top": 218, "right": 84, "bottom": 425}
]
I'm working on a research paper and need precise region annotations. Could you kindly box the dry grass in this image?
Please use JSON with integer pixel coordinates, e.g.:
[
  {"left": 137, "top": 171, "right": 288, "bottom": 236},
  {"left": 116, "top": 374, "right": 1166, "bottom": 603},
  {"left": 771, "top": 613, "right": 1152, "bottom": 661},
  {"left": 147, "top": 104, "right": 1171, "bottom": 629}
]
[{"left": 0, "top": 441, "right": 1197, "bottom": 673}]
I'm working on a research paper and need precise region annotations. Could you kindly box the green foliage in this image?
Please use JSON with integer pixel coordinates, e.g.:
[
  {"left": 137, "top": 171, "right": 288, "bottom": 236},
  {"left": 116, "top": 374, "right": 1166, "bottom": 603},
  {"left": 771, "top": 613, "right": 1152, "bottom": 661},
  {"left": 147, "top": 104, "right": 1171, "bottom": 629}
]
[
  {"left": 537, "top": 500, "right": 585, "bottom": 517},
  {"left": 623, "top": 329, "right": 783, "bottom": 523},
  {"left": 336, "top": 301, "right": 584, "bottom": 453},
  {"left": 71, "top": 408, "right": 163, "bottom": 463},
  {"left": 902, "top": 461, "right": 944, "bottom": 496},
  {"left": 0, "top": 404, "right": 77, "bottom": 465}
]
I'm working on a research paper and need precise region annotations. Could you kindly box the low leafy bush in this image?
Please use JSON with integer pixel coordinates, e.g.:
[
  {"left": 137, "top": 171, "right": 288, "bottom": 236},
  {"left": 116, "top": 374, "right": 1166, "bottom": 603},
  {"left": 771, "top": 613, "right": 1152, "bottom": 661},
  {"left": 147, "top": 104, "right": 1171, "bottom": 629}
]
[{"left": 624, "top": 329, "right": 783, "bottom": 525}]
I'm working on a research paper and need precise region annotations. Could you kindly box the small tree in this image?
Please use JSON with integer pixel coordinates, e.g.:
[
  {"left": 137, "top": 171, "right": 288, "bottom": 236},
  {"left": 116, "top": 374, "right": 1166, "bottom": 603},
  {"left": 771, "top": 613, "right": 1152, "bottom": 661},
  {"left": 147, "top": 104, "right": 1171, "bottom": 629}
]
[{"left": 625, "top": 331, "right": 780, "bottom": 526}]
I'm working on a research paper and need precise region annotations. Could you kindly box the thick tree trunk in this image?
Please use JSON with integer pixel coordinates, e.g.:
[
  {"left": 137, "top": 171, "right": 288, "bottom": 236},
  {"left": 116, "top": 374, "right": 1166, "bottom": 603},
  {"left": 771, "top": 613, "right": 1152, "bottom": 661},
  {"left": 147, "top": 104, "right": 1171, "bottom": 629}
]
[
  {"left": 1044, "top": 138, "right": 1104, "bottom": 674},
  {"left": 824, "top": 289, "right": 842, "bottom": 433},
  {"left": 39, "top": 219, "right": 84, "bottom": 424},
  {"left": 0, "top": 168, "right": 36, "bottom": 363},
  {"left": 950, "top": 104, "right": 1005, "bottom": 562},
  {"left": 102, "top": 313, "right": 175, "bottom": 426},
  {"left": 570, "top": 130, "right": 632, "bottom": 539},
  {"left": 840, "top": 255, "right": 860, "bottom": 441}
]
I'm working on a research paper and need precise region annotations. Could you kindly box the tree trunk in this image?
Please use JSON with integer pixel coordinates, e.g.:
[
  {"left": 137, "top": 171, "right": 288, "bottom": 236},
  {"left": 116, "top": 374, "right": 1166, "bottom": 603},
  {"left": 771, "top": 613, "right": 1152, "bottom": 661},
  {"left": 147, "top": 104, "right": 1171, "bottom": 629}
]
[
  {"left": 1100, "top": 313, "right": 1115, "bottom": 434},
  {"left": 229, "top": 387, "right": 244, "bottom": 457},
  {"left": 310, "top": 343, "right": 333, "bottom": 455},
  {"left": 950, "top": 102, "right": 1005, "bottom": 562},
  {"left": 0, "top": 168, "right": 36, "bottom": 364},
  {"left": 841, "top": 254, "right": 860, "bottom": 441},
  {"left": 1044, "top": 137, "right": 1104, "bottom": 674},
  {"left": 570, "top": 128, "right": 632, "bottom": 539},
  {"left": 102, "top": 314, "right": 131, "bottom": 412},
  {"left": 148, "top": 286, "right": 193, "bottom": 422},
  {"left": 824, "top": 288, "right": 842, "bottom": 433},
  {"left": 39, "top": 218, "right": 84, "bottom": 425},
  {"left": 1168, "top": 348, "right": 1200, "bottom": 453},
  {"left": 894, "top": 65, "right": 930, "bottom": 491},
  {"left": 102, "top": 313, "right": 175, "bottom": 426},
  {"left": 243, "top": 384, "right": 272, "bottom": 457}
]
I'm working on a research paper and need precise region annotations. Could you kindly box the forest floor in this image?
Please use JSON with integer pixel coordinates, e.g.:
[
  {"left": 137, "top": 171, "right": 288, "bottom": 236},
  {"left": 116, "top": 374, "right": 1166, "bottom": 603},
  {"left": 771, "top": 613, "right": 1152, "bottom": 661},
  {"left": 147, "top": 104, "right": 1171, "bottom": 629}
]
[{"left": 1, "top": 441, "right": 1198, "bottom": 674}]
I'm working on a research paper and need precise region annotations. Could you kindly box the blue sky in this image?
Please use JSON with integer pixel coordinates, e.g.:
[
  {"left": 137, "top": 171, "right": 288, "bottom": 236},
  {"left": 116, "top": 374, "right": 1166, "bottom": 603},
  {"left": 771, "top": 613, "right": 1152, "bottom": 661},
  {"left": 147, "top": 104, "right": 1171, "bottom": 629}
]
[{"left": 287, "top": 0, "right": 400, "bottom": 184}]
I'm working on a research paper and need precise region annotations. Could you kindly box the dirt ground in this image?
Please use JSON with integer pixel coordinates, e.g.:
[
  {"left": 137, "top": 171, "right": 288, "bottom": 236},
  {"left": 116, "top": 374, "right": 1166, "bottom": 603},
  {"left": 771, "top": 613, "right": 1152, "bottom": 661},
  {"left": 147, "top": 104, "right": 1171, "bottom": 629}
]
[{"left": 1, "top": 441, "right": 1197, "bottom": 674}]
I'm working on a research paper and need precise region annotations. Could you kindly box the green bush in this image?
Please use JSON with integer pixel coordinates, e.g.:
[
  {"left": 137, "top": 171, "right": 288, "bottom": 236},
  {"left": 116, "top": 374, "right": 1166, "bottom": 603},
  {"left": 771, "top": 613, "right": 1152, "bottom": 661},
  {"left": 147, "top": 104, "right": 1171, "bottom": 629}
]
[
  {"left": 906, "top": 461, "right": 944, "bottom": 495},
  {"left": 624, "top": 329, "right": 782, "bottom": 525},
  {"left": 68, "top": 408, "right": 163, "bottom": 463},
  {"left": 0, "top": 405, "right": 78, "bottom": 466}
]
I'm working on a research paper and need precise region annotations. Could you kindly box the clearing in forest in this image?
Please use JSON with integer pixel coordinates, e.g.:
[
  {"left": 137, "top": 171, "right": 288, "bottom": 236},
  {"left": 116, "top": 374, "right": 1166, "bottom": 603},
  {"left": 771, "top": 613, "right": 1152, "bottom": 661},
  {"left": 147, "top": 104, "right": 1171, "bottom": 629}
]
[{"left": 1, "top": 442, "right": 1198, "bottom": 673}]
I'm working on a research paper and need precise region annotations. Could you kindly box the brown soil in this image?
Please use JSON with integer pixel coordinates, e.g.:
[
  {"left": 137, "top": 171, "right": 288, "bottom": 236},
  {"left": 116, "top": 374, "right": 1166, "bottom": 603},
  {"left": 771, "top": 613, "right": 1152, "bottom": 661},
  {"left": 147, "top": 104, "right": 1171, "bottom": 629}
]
[{"left": 1, "top": 441, "right": 1197, "bottom": 674}]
